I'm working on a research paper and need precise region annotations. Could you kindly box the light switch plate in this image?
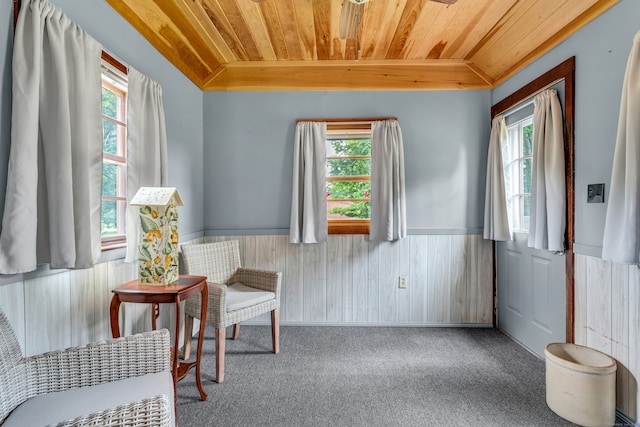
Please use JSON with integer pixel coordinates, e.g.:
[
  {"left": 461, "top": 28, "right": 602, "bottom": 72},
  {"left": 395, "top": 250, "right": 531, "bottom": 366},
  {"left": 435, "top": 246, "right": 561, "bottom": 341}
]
[{"left": 587, "top": 183, "right": 605, "bottom": 203}]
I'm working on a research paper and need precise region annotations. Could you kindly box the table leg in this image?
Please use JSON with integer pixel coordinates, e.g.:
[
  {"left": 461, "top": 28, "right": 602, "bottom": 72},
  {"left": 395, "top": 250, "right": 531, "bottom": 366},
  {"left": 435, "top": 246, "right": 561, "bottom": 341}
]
[
  {"left": 196, "top": 284, "right": 208, "bottom": 400},
  {"left": 172, "top": 299, "right": 180, "bottom": 424},
  {"left": 151, "top": 303, "right": 160, "bottom": 330},
  {"left": 109, "top": 295, "right": 122, "bottom": 338}
]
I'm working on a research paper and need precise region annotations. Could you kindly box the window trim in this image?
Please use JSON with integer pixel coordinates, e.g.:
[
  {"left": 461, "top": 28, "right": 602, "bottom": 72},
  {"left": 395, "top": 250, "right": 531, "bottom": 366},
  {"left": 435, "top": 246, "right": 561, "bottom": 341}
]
[
  {"left": 328, "top": 219, "right": 370, "bottom": 235},
  {"left": 100, "top": 51, "right": 128, "bottom": 251},
  {"left": 297, "top": 117, "right": 396, "bottom": 235},
  {"left": 326, "top": 124, "right": 372, "bottom": 235},
  {"left": 491, "top": 57, "right": 575, "bottom": 342}
]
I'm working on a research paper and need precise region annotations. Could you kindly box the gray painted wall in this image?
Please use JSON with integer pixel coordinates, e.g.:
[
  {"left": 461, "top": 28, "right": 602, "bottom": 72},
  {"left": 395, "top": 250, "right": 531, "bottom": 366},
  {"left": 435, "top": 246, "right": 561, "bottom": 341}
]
[
  {"left": 492, "top": 0, "right": 640, "bottom": 257},
  {"left": 203, "top": 90, "right": 491, "bottom": 234},
  {"left": 52, "top": 0, "right": 205, "bottom": 240},
  {"left": 0, "top": 0, "right": 205, "bottom": 246}
]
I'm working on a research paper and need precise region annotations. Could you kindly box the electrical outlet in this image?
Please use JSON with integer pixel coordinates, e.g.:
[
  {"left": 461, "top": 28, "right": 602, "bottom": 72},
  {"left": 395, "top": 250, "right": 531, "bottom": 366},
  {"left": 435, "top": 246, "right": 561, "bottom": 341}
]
[{"left": 398, "top": 275, "right": 407, "bottom": 289}]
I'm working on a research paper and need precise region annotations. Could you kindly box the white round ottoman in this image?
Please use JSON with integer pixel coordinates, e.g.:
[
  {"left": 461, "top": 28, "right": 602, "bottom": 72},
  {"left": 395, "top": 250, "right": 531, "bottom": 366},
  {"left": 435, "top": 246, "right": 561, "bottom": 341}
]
[{"left": 545, "top": 343, "right": 617, "bottom": 427}]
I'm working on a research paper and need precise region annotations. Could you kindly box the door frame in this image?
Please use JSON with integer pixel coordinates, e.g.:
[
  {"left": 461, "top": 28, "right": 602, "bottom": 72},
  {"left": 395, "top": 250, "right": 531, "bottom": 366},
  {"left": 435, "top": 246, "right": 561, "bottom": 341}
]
[{"left": 491, "top": 57, "right": 576, "bottom": 343}]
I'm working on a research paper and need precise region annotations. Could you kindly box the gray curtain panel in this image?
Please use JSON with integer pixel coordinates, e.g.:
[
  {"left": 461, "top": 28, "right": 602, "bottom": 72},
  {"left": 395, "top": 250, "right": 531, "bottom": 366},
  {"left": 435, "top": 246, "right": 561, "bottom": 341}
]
[
  {"left": 0, "top": 0, "right": 102, "bottom": 274},
  {"left": 483, "top": 116, "right": 511, "bottom": 241},
  {"left": 370, "top": 120, "right": 406, "bottom": 242},
  {"left": 124, "top": 68, "right": 169, "bottom": 262},
  {"left": 603, "top": 31, "right": 640, "bottom": 264},
  {"left": 528, "top": 89, "right": 566, "bottom": 252},
  {"left": 289, "top": 122, "right": 327, "bottom": 244}
]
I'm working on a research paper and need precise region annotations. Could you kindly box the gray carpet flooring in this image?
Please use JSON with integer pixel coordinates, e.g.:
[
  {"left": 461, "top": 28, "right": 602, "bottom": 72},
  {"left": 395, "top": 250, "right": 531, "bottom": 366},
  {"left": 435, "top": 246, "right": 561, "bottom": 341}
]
[{"left": 176, "top": 325, "right": 575, "bottom": 427}]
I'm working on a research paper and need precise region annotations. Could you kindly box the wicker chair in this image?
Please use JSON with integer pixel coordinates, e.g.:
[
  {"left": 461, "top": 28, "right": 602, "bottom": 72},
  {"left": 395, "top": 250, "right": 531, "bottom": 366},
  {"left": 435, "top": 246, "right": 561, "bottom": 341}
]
[
  {"left": 181, "top": 240, "right": 281, "bottom": 383},
  {"left": 0, "top": 308, "right": 174, "bottom": 427}
]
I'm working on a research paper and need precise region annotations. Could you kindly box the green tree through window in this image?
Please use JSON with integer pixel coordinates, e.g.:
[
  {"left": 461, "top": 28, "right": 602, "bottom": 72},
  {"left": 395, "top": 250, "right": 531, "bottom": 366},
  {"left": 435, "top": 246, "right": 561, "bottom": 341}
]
[
  {"left": 102, "top": 87, "right": 118, "bottom": 235},
  {"left": 506, "top": 117, "right": 533, "bottom": 231},
  {"left": 327, "top": 139, "right": 371, "bottom": 219}
]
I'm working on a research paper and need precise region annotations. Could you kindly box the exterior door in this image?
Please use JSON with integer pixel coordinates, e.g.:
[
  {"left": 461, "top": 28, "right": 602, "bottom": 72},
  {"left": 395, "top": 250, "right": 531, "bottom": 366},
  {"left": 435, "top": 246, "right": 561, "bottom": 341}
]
[
  {"left": 497, "top": 234, "right": 566, "bottom": 357},
  {"left": 492, "top": 59, "right": 574, "bottom": 358}
]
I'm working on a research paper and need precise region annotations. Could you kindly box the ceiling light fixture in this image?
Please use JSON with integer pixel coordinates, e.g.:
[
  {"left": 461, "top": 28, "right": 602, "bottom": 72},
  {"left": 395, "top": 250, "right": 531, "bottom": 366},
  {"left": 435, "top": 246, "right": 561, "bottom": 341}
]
[{"left": 340, "top": 1, "right": 365, "bottom": 39}]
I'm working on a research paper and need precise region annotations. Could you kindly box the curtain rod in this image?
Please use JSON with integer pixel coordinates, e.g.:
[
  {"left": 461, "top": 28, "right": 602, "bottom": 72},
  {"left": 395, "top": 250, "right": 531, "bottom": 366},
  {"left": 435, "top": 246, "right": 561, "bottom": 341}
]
[
  {"left": 494, "top": 77, "right": 564, "bottom": 117},
  {"left": 102, "top": 51, "right": 128, "bottom": 75},
  {"left": 296, "top": 117, "right": 397, "bottom": 123},
  {"left": 501, "top": 97, "right": 534, "bottom": 118}
]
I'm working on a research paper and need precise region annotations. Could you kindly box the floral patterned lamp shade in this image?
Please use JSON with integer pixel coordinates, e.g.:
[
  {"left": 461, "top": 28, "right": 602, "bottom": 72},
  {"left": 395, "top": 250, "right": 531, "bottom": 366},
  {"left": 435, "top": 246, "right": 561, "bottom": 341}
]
[{"left": 130, "top": 187, "right": 184, "bottom": 285}]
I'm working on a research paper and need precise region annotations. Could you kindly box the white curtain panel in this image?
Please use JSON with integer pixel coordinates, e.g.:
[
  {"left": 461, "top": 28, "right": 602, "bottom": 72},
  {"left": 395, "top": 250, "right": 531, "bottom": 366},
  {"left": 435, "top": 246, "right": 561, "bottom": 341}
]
[
  {"left": 124, "top": 68, "right": 169, "bottom": 262},
  {"left": 483, "top": 115, "right": 511, "bottom": 241},
  {"left": 289, "top": 122, "right": 327, "bottom": 244},
  {"left": 602, "top": 31, "right": 640, "bottom": 264},
  {"left": 528, "top": 89, "right": 566, "bottom": 252},
  {"left": 0, "top": 0, "right": 102, "bottom": 274},
  {"left": 370, "top": 120, "right": 407, "bottom": 241}
]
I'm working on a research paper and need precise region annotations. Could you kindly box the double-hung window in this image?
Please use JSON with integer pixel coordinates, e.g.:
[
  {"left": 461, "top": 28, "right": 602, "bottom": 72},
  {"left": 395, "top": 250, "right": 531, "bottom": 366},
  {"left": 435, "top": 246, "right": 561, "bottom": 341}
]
[
  {"left": 506, "top": 117, "right": 533, "bottom": 232},
  {"left": 326, "top": 125, "right": 371, "bottom": 234},
  {"left": 101, "top": 55, "right": 128, "bottom": 250}
]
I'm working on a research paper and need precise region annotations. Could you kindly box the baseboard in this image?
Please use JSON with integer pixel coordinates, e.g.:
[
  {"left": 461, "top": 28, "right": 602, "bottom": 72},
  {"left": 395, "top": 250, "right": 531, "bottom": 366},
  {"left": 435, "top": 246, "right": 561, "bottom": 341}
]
[
  {"left": 616, "top": 409, "right": 638, "bottom": 426},
  {"left": 496, "top": 327, "right": 545, "bottom": 360},
  {"left": 241, "top": 321, "right": 494, "bottom": 328}
]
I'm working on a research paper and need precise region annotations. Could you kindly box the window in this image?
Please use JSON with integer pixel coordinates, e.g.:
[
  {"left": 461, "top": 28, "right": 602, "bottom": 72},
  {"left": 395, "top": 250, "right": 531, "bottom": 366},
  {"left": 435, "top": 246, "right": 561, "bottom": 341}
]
[
  {"left": 326, "top": 125, "right": 371, "bottom": 234},
  {"left": 101, "top": 55, "right": 128, "bottom": 250},
  {"left": 506, "top": 117, "right": 533, "bottom": 232}
]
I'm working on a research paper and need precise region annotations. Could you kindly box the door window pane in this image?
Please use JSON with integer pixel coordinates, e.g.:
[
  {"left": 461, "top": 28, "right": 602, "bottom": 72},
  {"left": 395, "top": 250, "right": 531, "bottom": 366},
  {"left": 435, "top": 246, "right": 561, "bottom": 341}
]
[{"left": 506, "top": 117, "right": 534, "bottom": 232}]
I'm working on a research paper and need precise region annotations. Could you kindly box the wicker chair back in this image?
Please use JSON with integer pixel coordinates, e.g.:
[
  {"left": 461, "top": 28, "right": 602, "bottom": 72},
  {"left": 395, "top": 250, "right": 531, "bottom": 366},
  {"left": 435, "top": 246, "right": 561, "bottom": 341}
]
[
  {"left": 0, "top": 309, "right": 27, "bottom": 422},
  {"left": 181, "top": 240, "right": 241, "bottom": 285}
]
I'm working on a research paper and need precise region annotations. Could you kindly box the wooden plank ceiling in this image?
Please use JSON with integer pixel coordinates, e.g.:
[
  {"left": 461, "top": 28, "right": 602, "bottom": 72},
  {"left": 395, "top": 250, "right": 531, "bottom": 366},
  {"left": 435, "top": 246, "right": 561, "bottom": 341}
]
[{"left": 106, "top": 0, "right": 620, "bottom": 91}]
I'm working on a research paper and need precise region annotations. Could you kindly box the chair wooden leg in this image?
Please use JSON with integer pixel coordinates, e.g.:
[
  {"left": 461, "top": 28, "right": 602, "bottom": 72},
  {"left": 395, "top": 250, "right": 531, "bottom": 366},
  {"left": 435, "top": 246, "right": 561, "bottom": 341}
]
[
  {"left": 183, "top": 314, "right": 194, "bottom": 360},
  {"left": 215, "top": 327, "right": 225, "bottom": 383},
  {"left": 271, "top": 309, "right": 280, "bottom": 354},
  {"left": 232, "top": 323, "right": 240, "bottom": 340}
]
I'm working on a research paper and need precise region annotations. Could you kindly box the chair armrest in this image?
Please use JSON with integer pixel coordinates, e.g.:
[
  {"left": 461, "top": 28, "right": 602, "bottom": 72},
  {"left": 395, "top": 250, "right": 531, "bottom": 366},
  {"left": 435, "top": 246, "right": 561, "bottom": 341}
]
[
  {"left": 234, "top": 268, "right": 281, "bottom": 300},
  {"left": 206, "top": 282, "right": 227, "bottom": 326},
  {"left": 183, "top": 282, "right": 228, "bottom": 326},
  {"left": 25, "top": 329, "right": 171, "bottom": 397},
  {"left": 51, "top": 395, "right": 173, "bottom": 427}
]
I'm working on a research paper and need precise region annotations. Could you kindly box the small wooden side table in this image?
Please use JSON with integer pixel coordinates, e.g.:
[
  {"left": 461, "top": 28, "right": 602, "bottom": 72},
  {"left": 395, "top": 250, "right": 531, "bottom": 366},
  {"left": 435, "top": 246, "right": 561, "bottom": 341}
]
[{"left": 109, "top": 275, "right": 208, "bottom": 409}]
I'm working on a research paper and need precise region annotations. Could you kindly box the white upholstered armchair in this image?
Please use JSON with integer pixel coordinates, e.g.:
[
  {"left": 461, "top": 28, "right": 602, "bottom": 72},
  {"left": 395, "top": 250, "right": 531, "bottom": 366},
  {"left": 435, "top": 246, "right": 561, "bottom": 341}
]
[
  {"left": 0, "top": 309, "right": 174, "bottom": 426},
  {"left": 181, "top": 240, "right": 281, "bottom": 383}
]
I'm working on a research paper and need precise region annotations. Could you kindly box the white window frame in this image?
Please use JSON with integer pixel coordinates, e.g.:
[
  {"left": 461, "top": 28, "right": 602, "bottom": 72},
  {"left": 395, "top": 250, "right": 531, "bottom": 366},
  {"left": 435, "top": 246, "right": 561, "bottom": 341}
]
[
  {"left": 101, "top": 58, "right": 128, "bottom": 250},
  {"left": 506, "top": 116, "right": 533, "bottom": 233},
  {"left": 325, "top": 126, "right": 371, "bottom": 235}
]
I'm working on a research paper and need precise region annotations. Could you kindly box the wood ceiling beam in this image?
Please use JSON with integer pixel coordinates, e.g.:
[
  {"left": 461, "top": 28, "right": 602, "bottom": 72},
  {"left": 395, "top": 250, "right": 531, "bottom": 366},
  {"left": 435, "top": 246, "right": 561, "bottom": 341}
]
[
  {"left": 203, "top": 59, "right": 492, "bottom": 91},
  {"left": 465, "top": 62, "right": 494, "bottom": 87},
  {"left": 201, "top": 65, "right": 227, "bottom": 89}
]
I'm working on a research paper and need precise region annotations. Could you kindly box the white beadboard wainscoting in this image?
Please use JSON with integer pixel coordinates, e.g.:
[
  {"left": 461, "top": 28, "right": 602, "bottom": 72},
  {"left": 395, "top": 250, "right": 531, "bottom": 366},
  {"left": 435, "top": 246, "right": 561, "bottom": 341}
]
[
  {"left": 3, "top": 239, "right": 639, "bottom": 421},
  {"left": 0, "top": 234, "right": 493, "bottom": 358},
  {"left": 200, "top": 234, "right": 493, "bottom": 326},
  {"left": 0, "top": 259, "right": 163, "bottom": 357},
  {"left": 574, "top": 254, "right": 640, "bottom": 421}
]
